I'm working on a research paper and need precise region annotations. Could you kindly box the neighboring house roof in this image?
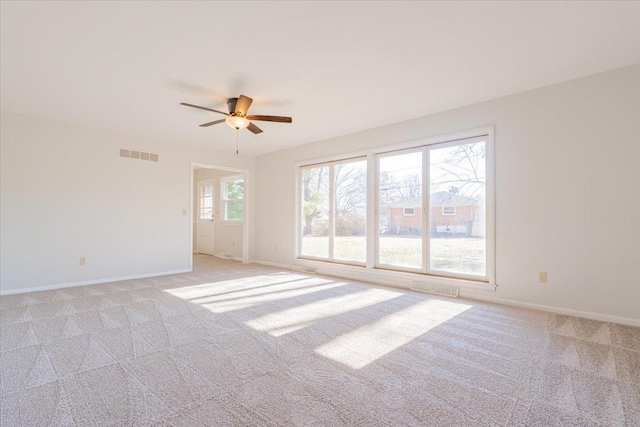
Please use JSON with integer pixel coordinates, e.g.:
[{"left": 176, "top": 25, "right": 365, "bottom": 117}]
[{"left": 384, "top": 191, "right": 480, "bottom": 208}]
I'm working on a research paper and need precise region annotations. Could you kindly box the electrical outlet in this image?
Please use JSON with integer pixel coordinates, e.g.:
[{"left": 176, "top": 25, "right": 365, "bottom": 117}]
[
  {"left": 274, "top": 245, "right": 278, "bottom": 252},
  {"left": 232, "top": 241, "right": 236, "bottom": 248},
  {"left": 538, "top": 271, "right": 547, "bottom": 284},
  {"left": 79, "top": 257, "right": 86, "bottom": 266}
]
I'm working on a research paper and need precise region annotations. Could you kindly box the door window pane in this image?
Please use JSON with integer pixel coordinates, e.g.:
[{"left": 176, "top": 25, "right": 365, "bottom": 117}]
[
  {"left": 199, "top": 183, "right": 214, "bottom": 220},
  {"left": 200, "top": 208, "right": 213, "bottom": 219},
  {"left": 301, "top": 165, "right": 330, "bottom": 258},
  {"left": 378, "top": 151, "right": 422, "bottom": 269},
  {"left": 334, "top": 160, "right": 367, "bottom": 263},
  {"left": 429, "top": 140, "right": 486, "bottom": 276}
]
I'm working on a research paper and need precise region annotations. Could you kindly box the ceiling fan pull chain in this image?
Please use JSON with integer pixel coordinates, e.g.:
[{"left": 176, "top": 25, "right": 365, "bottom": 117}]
[{"left": 236, "top": 129, "right": 239, "bottom": 155}]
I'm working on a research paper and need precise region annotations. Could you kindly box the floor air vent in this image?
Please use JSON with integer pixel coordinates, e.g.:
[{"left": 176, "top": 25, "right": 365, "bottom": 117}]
[
  {"left": 119, "top": 148, "right": 159, "bottom": 162},
  {"left": 411, "top": 281, "right": 459, "bottom": 298},
  {"left": 215, "top": 253, "right": 233, "bottom": 259}
]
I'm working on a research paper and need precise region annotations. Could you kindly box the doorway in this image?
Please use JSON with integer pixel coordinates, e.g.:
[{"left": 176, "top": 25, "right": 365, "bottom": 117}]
[
  {"left": 196, "top": 179, "right": 216, "bottom": 255},
  {"left": 190, "top": 163, "right": 249, "bottom": 270}
]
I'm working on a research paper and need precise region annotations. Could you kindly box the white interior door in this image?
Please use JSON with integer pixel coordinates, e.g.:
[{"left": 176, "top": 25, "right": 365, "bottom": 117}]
[{"left": 197, "top": 179, "right": 216, "bottom": 255}]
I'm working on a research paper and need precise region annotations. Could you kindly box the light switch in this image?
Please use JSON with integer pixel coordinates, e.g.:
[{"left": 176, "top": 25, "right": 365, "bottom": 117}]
[{"left": 181, "top": 209, "right": 187, "bottom": 216}]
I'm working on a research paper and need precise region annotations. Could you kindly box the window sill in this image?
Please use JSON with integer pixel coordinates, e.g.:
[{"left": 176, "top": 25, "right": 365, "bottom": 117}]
[
  {"left": 295, "top": 258, "right": 496, "bottom": 292},
  {"left": 218, "top": 221, "right": 244, "bottom": 226}
]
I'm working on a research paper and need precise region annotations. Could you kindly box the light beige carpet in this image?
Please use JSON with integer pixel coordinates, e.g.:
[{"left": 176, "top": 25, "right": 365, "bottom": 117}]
[{"left": 1, "top": 255, "right": 638, "bottom": 426}]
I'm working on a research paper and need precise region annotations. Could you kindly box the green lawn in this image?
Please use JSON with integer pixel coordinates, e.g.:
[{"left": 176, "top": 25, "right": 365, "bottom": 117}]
[{"left": 301, "top": 236, "right": 485, "bottom": 275}]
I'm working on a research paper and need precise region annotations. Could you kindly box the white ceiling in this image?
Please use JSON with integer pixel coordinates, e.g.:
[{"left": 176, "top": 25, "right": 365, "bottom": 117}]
[{"left": 1, "top": 2, "right": 639, "bottom": 156}]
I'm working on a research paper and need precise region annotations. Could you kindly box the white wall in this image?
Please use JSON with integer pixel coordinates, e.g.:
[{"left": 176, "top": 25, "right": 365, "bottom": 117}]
[
  {"left": 193, "top": 168, "right": 244, "bottom": 258},
  {"left": 0, "top": 111, "right": 255, "bottom": 293},
  {"left": 254, "top": 64, "right": 640, "bottom": 322}
]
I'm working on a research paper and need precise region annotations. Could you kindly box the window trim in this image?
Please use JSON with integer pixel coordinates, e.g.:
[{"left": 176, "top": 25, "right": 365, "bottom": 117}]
[
  {"left": 294, "top": 125, "right": 495, "bottom": 287},
  {"left": 220, "top": 175, "right": 244, "bottom": 223}
]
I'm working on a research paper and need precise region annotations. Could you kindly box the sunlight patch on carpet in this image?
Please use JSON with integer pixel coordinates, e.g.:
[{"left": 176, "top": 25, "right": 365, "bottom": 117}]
[
  {"left": 197, "top": 282, "right": 347, "bottom": 313},
  {"left": 165, "top": 277, "right": 344, "bottom": 313},
  {"left": 315, "top": 299, "right": 472, "bottom": 369},
  {"left": 164, "top": 274, "right": 320, "bottom": 300},
  {"left": 245, "top": 288, "right": 403, "bottom": 336}
]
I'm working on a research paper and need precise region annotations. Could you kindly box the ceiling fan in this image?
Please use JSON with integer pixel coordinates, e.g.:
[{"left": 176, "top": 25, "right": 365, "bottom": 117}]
[{"left": 180, "top": 95, "right": 292, "bottom": 134}]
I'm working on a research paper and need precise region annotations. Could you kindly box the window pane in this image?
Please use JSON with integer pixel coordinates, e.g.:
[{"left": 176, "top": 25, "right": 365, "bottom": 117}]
[
  {"left": 301, "top": 165, "right": 329, "bottom": 258},
  {"left": 334, "top": 160, "right": 367, "bottom": 263},
  {"left": 226, "top": 178, "right": 244, "bottom": 200},
  {"left": 201, "top": 197, "right": 213, "bottom": 208},
  {"left": 429, "top": 140, "right": 486, "bottom": 276},
  {"left": 200, "top": 208, "right": 213, "bottom": 219},
  {"left": 225, "top": 201, "right": 243, "bottom": 220},
  {"left": 202, "top": 185, "right": 213, "bottom": 197},
  {"left": 378, "top": 151, "right": 422, "bottom": 269}
]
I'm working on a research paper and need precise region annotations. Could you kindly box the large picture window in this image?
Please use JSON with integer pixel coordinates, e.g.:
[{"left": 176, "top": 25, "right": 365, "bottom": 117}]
[
  {"left": 300, "top": 158, "right": 367, "bottom": 264},
  {"left": 297, "top": 130, "right": 493, "bottom": 284},
  {"left": 300, "top": 165, "right": 330, "bottom": 258},
  {"left": 378, "top": 149, "right": 423, "bottom": 269},
  {"left": 429, "top": 140, "right": 486, "bottom": 276}
]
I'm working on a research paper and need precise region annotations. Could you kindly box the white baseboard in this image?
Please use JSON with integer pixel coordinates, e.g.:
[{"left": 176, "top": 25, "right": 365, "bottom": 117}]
[
  {"left": 0, "top": 269, "right": 192, "bottom": 296},
  {"left": 462, "top": 294, "right": 640, "bottom": 327},
  {"left": 250, "top": 260, "right": 293, "bottom": 270},
  {"left": 250, "top": 259, "right": 639, "bottom": 327}
]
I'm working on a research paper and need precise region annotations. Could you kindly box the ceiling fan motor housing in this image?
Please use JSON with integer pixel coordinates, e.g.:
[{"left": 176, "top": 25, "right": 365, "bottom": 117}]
[{"left": 227, "top": 98, "right": 239, "bottom": 115}]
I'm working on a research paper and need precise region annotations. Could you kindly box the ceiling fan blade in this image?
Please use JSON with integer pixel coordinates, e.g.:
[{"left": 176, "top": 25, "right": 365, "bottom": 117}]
[
  {"left": 247, "top": 122, "right": 263, "bottom": 134},
  {"left": 246, "top": 115, "right": 292, "bottom": 123},
  {"left": 180, "top": 102, "right": 228, "bottom": 116},
  {"left": 235, "top": 95, "right": 253, "bottom": 116},
  {"left": 199, "top": 119, "right": 226, "bottom": 127}
]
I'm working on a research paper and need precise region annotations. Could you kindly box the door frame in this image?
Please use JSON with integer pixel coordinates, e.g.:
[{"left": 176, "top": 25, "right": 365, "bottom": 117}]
[{"left": 190, "top": 162, "right": 250, "bottom": 271}]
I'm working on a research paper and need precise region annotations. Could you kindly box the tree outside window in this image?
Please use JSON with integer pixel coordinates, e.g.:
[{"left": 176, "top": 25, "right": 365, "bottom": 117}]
[{"left": 222, "top": 176, "right": 243, "bottom": 221}]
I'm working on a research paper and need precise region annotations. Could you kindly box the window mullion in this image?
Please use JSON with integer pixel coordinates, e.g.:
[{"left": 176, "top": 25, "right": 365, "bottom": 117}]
[
  {"left": 366, "top": 152, "right": 376, "bottom": 269},
  {"left": 328, "top": 164, "right": 335, "bottom": 261},
  {"left": 423, "top": 148, "right": 430, "bottom": 274}
]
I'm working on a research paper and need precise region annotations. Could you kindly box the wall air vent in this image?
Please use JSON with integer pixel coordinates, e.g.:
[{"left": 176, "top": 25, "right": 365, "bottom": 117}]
[
  {"left": 119, "top": 148, "right": 159, "bottom": 162},
  {"left": 411, "top": 281, "right": 459, "bottom": 298},
  {"left": 294, "top": 265, "right": 318, "bottom": 274}
]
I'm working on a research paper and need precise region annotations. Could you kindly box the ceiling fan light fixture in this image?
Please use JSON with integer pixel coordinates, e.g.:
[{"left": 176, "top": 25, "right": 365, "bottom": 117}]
[{"left": 225, "top": 115, "right": 250, "bottom": 129}]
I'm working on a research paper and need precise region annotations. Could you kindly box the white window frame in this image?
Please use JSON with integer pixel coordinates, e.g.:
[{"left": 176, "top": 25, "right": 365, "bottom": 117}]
[
  {"left": 442, "top": 206, "right": 456, "bottom": 216},
  {"left": 403, "top": 207, "right": 416, "bottom": 216},
  {"left": 221, "top": 175, "right": 244, "bottom": 223},
  {"left": 298, "top": 157, "right": 368, "bottom": 267},
  {"left": 294, "top": 126, "right": 495, "bottom": 288}
]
